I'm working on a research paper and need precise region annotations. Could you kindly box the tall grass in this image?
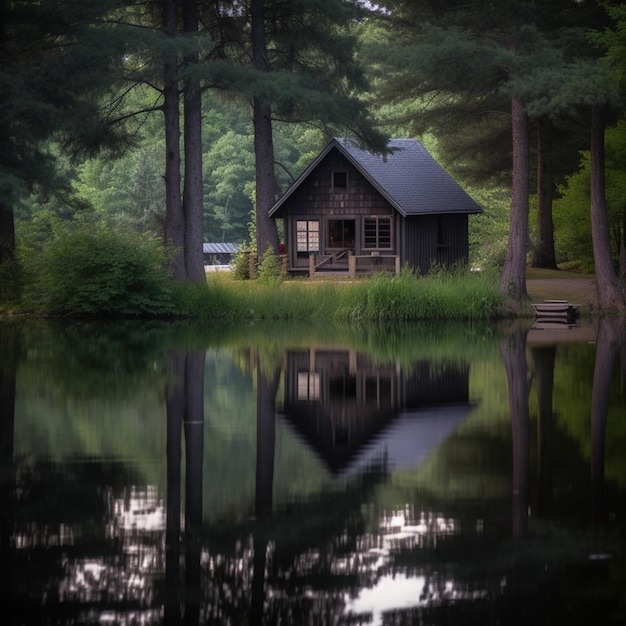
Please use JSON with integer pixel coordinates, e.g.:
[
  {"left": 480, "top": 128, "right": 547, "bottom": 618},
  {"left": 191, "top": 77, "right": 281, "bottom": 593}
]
[
  {"left": 335, "top": 269, "right": 502, "bottom": 321},
  {"left": 175, "top": 268, "right": 502, "bottom": 321}
]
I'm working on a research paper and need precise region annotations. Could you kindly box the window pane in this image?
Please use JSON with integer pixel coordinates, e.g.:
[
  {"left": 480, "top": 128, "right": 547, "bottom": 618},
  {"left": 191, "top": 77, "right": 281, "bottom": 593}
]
[
  {"left": 364, "top": 217, "right": 391, "bottom": 249},
  {"left": 333, "top": 171, "right": 347, "bottom": 190},
  {"left": 308, "top": 221, "right": 319, "bottom": 251},
  {"left": 296, "top": 220, "right": 319, "bottom": 252},
  {"left": 379, "top": 219, "right": 391, "bottom": 248},
  {"left": 329, "top": 219, "right": 355, "bottom": 249},
  {"left": 364, "top": 219, "right": 377, "bottom": 248}
]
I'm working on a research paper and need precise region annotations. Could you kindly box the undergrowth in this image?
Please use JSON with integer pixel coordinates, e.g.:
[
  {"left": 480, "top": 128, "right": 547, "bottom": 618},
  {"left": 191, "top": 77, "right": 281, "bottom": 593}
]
[
  {"left": 8, "top": 221, "right": 502, "bottom": 321},
  {"left": 175, "top": 268, "right": 502, "bottom": 321}
]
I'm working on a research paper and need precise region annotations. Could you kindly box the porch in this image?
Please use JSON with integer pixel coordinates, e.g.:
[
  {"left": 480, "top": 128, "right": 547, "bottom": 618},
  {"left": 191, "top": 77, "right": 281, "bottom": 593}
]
[{"left": 307, "top": 251, "right": 401, "bottom": 278}]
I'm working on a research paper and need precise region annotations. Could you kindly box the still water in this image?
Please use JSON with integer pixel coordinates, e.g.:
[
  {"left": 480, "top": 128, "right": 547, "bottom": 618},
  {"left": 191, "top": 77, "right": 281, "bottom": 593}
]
[{"left": 1, "top": 318, "right": 625, "bottom": 625}]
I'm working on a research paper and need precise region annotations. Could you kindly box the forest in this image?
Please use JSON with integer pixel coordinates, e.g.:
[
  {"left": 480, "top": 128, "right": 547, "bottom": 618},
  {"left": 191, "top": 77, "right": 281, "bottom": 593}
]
[{"left": 1, "top": 0, "right": 625, "bottom": 312}]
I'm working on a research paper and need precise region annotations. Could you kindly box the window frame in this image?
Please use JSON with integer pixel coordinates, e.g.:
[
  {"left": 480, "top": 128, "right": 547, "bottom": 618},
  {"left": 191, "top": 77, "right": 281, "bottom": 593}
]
[
  {"left": 327, "top": 218, "right": 356, "bottom": 250},
  {"left": 331, "top": 171, "right": 348, "bottom": 192},
  {"left": 295, "top": 219, "right": 320, "bottom": 255},
  {"left": 363, "top": 216, "right": 393, "bottom": 251}
]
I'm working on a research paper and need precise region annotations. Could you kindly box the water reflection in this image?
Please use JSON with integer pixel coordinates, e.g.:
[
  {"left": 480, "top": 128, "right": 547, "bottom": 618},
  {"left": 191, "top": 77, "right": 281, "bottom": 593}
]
[
  {"left": 1, "top": 319, "right": 625, "bottom": 625},
  {"left": 281, "top": 348, "right": 472, "bottom": 479}
]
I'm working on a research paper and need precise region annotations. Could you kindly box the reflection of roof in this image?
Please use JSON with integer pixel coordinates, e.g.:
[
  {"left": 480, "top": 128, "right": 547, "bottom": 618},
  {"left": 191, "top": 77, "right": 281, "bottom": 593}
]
[
  {"left": 337, "top": 404, "right": 473, "bottom": 479},
  {"left": 269, "top": 138, "right": 483, "bottom": 218},
  {"left": 203, "top": 243, "right": 239, "bottom": 254},
  {"left": 280, "top": 404, "right": 473, "bottom": 479}
]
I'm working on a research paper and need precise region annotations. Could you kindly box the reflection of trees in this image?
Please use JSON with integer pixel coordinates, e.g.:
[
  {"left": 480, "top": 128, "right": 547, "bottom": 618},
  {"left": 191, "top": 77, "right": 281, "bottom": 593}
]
[
  {"left": 0, "top": 323, "right": 20, "bottom": 621},
  {"left": 165, "top": 349, "right": 205, "bottom": 625},
  {"left": 251, "top": 355, "right": 281, "bottom": 625},
  {"left": 591, "top": 318, "right": 624, "bottom": 524},
  {"left": 531, "top": 344, "right": 556, "bottom": 518},
  {"left": 2, "top": 459, "right": 161, "bottom": 623},
  {"left": 500, "top": 323, "right": 530, "bottom": 537},
  {"left": 18, "top": 321, "right": 172, "bottom": 400}
]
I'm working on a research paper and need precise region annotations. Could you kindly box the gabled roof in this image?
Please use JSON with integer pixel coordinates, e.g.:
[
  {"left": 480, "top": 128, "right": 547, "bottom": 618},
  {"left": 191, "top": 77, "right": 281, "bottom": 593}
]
[{"left": 269, "top": 137, "right": 482, "bottom": 218}]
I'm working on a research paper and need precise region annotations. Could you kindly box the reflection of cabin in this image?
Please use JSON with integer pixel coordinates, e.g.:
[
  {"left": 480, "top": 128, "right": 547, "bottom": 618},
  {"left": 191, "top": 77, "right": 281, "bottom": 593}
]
[
  {"left": 268, "top": 138, "right": 482, "bottom": 276},
  {"left": 279, "top": 348, "right": 473, "bottom": 476},
  {"left": 203, "top": 242, "right": 239, "bottom": 266}
]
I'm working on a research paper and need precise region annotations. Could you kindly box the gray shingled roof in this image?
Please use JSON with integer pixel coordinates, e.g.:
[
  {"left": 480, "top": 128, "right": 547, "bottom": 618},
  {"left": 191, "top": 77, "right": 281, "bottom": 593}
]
[
  {"left": 203, "top": 243, "right": 239, "bottom": 254},
  {"left": 269, "top": 137, "right": 482, "bottom": 218}
]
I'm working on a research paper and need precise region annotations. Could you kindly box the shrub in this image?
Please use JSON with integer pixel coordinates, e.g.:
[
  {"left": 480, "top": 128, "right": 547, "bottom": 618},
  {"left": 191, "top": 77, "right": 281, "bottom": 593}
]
[
  {"left": 257, "top": 246, "right": 283, "bottom": 285},
  {"left": 231, "top": 242, "right": 253, "bottom": 280},
  {"left": 20, "top": 221, "right": 176, "bottom": 317}
]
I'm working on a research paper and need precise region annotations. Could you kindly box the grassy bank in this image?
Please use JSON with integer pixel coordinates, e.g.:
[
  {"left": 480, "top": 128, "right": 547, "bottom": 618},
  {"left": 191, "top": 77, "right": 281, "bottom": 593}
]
[
  {"left": 174, "top": 269, "right": 503, "bottom": 322},
  {"left": 525, "top": 267, "right": 597, "bottom": 310}
]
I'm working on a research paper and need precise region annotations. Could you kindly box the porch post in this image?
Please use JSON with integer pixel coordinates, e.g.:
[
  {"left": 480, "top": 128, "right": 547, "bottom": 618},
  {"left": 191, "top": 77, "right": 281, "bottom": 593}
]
[
  {"left": 309, "top": 254, "right": 315, "bottom": 277},
  {"left": 395, "top": 256, "right": 401, "bottom": 275},
  {"left": 349, "top": 255, "right": 356, "bottom": 279}
]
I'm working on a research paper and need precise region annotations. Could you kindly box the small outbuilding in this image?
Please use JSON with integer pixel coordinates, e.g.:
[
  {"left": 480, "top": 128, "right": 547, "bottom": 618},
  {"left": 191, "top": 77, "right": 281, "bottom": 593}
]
[
  {"left": 268, "top": 138, "right": 482, "bottom": 276},
  {"left": 203, "top": 242, "right": 239, "bottom": 266}
]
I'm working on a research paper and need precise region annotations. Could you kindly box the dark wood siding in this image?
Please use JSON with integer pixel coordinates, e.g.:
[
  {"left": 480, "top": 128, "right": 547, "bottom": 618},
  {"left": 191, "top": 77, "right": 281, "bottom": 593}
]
[
  {"left": 403, "top": 214, "right": 469, "bottom": 274},
  {"left": 285, "top": 148, "right": 393, "bottom": 216},
  {"left": 278, "top": 146, "right": 472, "bottom": 275},
  {"left": 283, "top": 148, "right": 396, "bottom": 270}
]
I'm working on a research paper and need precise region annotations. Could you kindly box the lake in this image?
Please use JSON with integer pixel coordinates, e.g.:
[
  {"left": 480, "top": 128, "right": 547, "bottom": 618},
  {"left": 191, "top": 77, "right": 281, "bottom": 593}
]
[{"left": 1, "top": 317, "right": 625, "bottom": 625}]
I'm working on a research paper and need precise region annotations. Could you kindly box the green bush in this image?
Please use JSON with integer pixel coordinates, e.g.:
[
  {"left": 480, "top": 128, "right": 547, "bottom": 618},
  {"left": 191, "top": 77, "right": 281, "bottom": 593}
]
[
  {"left": 257, "top": 246, "right": 283, "bottom": 285},
  {"left": 231, "top": 242, "right": 253, "bottom": 280},
  {"left": 20, "top": 221, "right": 177, "bottom": 317}
]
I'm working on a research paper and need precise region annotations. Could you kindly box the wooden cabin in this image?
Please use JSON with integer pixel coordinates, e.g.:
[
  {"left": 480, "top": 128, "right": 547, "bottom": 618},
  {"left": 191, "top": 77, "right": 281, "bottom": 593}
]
[{"left": 268, "top": 138, "right": 483, "bottom": 276}]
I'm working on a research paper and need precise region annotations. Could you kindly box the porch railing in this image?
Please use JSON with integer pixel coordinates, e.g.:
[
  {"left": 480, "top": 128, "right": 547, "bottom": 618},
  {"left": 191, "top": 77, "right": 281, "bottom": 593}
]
[{"left": 308, "top": 252, "right": 400, "bottom": 278}]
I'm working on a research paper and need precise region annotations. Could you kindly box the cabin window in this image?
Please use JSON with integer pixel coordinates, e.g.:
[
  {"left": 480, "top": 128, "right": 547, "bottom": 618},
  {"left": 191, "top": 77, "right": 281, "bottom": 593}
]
[
  {"left": 297, "top": 371, "right": 320, "bottom": 401},
  {"left": 296, "top": 220, "right": 319, "bottom": 254},
  {"left": 332, "top": 171, "right": 348, "bottom": 192},
  {"left": 363, "top": 217, "right": 392, "bottom": 250},
  {"left": 328, "top": 219, "right": 355, "bottom": 250}
]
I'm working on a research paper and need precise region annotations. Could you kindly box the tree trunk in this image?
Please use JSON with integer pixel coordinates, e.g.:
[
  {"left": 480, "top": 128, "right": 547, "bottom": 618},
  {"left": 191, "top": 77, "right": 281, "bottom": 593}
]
[
  {"left": 0, "top": 201, "right": 17, "bottom": 304},
  {"left": 251, "top": 0, "right": 280, "bottom": 260},
  {"left": 500, "top": 97, "right": 529, "bottom": 303},
  {"left": 590, "top": 105, "right": 625, "bottom": 312},
  {"left": 531, "top": 117, "right": 557, "bottom": 269},
  {"left": 182, "top": 0, "right": 206, "bottom": 282},
  {"left": 163, "top": 0, "right": 186, "bottom": 280}
]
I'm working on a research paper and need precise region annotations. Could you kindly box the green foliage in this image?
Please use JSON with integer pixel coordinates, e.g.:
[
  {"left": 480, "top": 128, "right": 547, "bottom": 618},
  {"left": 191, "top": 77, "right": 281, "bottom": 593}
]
[
  {"left": 0, "top": 256, "right": 21, "bottom": 308},
  {"left": 73, "top": 147, "right": 165, "bottom": 234},
  {"left": 257, "top": 246, "right": 284, "bottom": 285},
  {"left": 231, "top": 243, "right": 254, "bottom": 280},
  {"left": 19, "top": 221, "right": 176, "bottom": 317},
  {"left": 203, "top": 125, "right": 255, "bottom": 243},
  {"left": 553, "top": 121, "right": 626, "bottom": 271},
  {"left": 2, "top": 0, "right": 133, "bottom": 211},
  {"left": 468, "top": 187, "right": 511, "bottom": 270}
]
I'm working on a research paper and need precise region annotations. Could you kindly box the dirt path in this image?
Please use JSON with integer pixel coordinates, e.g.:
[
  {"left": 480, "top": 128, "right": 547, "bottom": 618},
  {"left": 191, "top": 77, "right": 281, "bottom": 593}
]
[
  {"left": 526, "top": 276, "right": 597, "bottom": 308},
  {"left": 525, "top": 273, "right": 599, "bottom": 344}
]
